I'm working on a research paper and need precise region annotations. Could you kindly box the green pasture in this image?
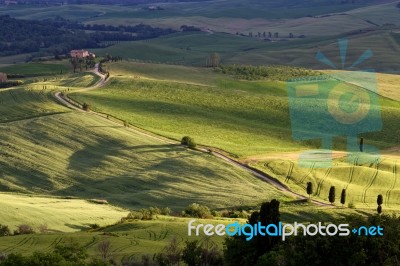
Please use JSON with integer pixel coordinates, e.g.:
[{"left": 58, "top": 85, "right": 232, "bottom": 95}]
[{"left": 0, "top": 62, "right": 69, "bottom": 76}]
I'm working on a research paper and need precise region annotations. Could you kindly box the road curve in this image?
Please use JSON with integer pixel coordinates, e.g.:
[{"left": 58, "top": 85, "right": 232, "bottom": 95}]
[{"left": 54, "top": 64, "right": 331, "bottom": 207}]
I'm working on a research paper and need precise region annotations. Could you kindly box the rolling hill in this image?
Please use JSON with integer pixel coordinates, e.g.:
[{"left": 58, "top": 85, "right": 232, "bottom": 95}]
[{"left": 69, "top": 61, "right": 400, "bottom": 208}]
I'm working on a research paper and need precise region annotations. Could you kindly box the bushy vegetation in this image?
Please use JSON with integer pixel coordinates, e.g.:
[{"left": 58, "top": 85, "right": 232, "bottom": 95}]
[
  {"left": 0, "top": 80, "right": 23, "bottom": 89},
  {"left": 155, "top": 237, "right": 223, "bottom": 266},
  {"left": 124, "top": 207, "right": 172, "bottom": 221},
  {"left": 13, "top": 224, "right": 35, "bottom": 235},
  {"left": 181, "top": 136, "right": 197, "bottom": 149},
  {"left": 0, "top": 240, "right": 96, "bottom": 266},
  {"left": 216, "top": 64, "right": 321, "bottom": 81},
  {"left": 0, "top": 15, "right": 176, "bottom": 57},
  {"left": 0, "top": 225, "right": 10, "bottom": 237},
  {"left": 182, "top": 203, "right": 213, "bottom": 219},
  {"left": 223, "top": 199, "right": 400, "bottom": 266}
]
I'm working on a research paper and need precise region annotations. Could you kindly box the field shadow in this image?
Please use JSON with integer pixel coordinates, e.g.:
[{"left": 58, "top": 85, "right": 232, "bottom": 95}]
[
  {"left": 64, "top": 223, "right": 90, "bottom": 231},
  {"left": 58, "top": 155, "right": 230, "bottom": 209}
]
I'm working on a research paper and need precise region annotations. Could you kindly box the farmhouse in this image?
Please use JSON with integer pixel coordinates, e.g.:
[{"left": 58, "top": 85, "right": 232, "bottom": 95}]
[
  {"left": 70, "top": 50, "right": 95, "bottom": 58},
  {"left": 0, "top": 73, "right": 7, "bottom": 82}
]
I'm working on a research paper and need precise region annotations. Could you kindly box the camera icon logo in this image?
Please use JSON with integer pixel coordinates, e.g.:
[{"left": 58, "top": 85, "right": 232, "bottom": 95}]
[{"left": 287, "top": 39, "right": 382, "bottom": 168}]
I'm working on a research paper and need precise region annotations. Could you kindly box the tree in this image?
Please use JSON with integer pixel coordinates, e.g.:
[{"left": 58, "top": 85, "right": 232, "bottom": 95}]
[
  {"left": 328, "top": 186, "right": 336, "bottom": 204},
  {"left": 97, "top": 239, "right": 112, "bottom": 262},
  {"left": 207, "top": 53, "right": 220, "bottom": 68},
  {"left": 224, "top": 199, "right": 281, "bottom": 266},
  {"left": 340, "top": 189, "right": 346, "bottom": 206},
  {"left": 154, "top": 237, "right": 182, "bottom": 266},
  {"left": 70, "top": 57, "right": 79, "bottom": 73},
  {"left": 306, "top": 182, "right": 313, "bottom": 198},
  {"left": 0, "top": 224, "right": 11, "bottom": 237},
  {"left": 82, "top": 103, "right": 90, "bottom": 111},
  {"left": 14, "top": 224, "right": 34, "bottom": 235},
  {"left": 181, "top": 136, "right": 196, "bottom": 149},
  {"left": 377, "top": 194, "right": 383, "bottom": 215},
  {"left": 359, "top": 137, "right": 364, "bottom": 152},
  {"left": 377, "top": 194, "right": 383, "bottom": 206},
  {"left": 53, "top": 239, "right": 88, "bottom": 263},
  {"left": 274, "top": 32, "right": 279, "bottom": 38},
  {"left": 182, "top": 240, "right": 202, "bottom": 266},
  {"left": 377, "top": 205, "right": 382, "bottom": 215}
]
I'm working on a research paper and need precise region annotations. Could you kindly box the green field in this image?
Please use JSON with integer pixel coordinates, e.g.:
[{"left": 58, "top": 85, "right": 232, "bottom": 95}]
[
  {"left": 0, "top": 202, "right": 376, "bottom": 259},
  {"left": 252, "top": 157, "right": 400, "bottom": 209},
  {"left": 0, "top": 0, "right": 399, "bottom": 261},
  {"left": 69, "top": 61, "right": 400, "bottom": 208},
  {"left": 0, "top": 216, "right": 229, "bottom": 260},
  {"left": 0, "top": 193, "right": 128, "bottom": 232},
  {"left": 0, "top": 62, "right": 69, "bottom": 76},
  {"left": 90, "top": 29, "right": 400, "bottom": 73},
  {"left": 0, "top": 72, "right": 289, "bottom": 212},
  {"left": 71, "top": 62, "right": 400, "bottom": 157},
  {"left": 0, "top": 112, "right": 287, "bottom": 210}
]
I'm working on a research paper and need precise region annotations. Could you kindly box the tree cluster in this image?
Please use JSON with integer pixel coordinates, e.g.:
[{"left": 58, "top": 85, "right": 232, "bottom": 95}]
[
  {"left": 223, "top": 200, "right": 400, "bottom": 266},
  {"left": 217, "top": 64, "right": 321, "bottom": 81},
  {"left": 0, "top": 15, "right": 176, "bottom": 57}
]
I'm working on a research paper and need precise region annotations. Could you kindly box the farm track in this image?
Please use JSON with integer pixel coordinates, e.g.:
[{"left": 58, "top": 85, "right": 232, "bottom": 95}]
[
  {"left": 345, "top": 157, "right": 358, "bottom": 190},
  {"left": 299, "top": 162, "right": 315, "bottom": 183},
  {"left": 47, "top": 236, "right": 64, "bottom": 250},
  {"left": 285, "top": 162, "right": 294, "bottom": 183},
  {"left": 316, "top": 168, "right": 332, "bottom": 196},
  {"left": 54, "top": 65, "right": 332, "bottom": 207},
  {"left": 385, "top": 160, "right": 397, "bottom": 207},
  {"left": 2, "top": 236, "right": 33, "bottom": 252},
  {"left": 362, "top": 160, "right": 380, "bottom": 203}
]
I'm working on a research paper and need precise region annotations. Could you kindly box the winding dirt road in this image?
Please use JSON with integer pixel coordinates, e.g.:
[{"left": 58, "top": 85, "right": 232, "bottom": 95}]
[{"left": 54, "top": 65, "right": 331, "bottom": 207}]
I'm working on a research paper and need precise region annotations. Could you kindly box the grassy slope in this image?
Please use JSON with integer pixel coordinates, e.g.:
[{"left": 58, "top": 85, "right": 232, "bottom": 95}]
[
  {"left": 92, "top": 30, "right": 400, "bottom": 73},
  {"left": 0, "top": 62, "right": 69, "bottom": 75},
  {"left": 0, "top": 205, "right": 377, "bottom": 259},
  {"left": 0, "top": 217, "right": 229, "bottom": 260},
  {"left": 72, "top": 62, "right": 400, "bottom": 157},
  {"left": 0, "top": 193, "right": 128, "bottom": 232},
  {"left": 1, "top": 73, "right": 288, "bottom": 211},
  {"left": 71, "top": 62, "right": 400, "bottom": 208},
  {"left": 252, "top": 157, "right": 400, "bottom": 209},
  {"left": 1, "top": 111, "right": 286, "bottom": 210}
]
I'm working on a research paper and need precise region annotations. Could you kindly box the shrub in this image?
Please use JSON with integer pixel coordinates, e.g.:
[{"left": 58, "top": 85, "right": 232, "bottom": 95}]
[
  {"left": 154, "top": 237, "right": 182, "bottom": 266},
  {"left": 0, "top": 224, "right": 11, "bottom": 237},
  {"left": 54, "top": 239, "right": 88, "bottom": 263},
  {"left": 181, "top": 136, "right": 197, "bottom": 149},
  {"left": 14, "top": 224, "right": 34, "bottom": 235},
  {"left": 89, "top": 223, "right": 101, "bottom": 230},
  {"left": 38, "top": 224, "right": 49, "bottom": 234},
  {"left": 182, "top": 203, "right": 213, "bottom": 219},
  {"left": 0, "top": 80, "right": 23, "bottom": 89},
  {"left": 161, "top": 207, "right": 172, "bottom": 216},
  {"left": 82, "top": 103, "right": 90, "bottom": 111},
  {"left": 140, "top": 208, "right": 157, "bottom": 220},
  {"left": 127, "top": 211, "right": 144, "bottom": 220}
]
